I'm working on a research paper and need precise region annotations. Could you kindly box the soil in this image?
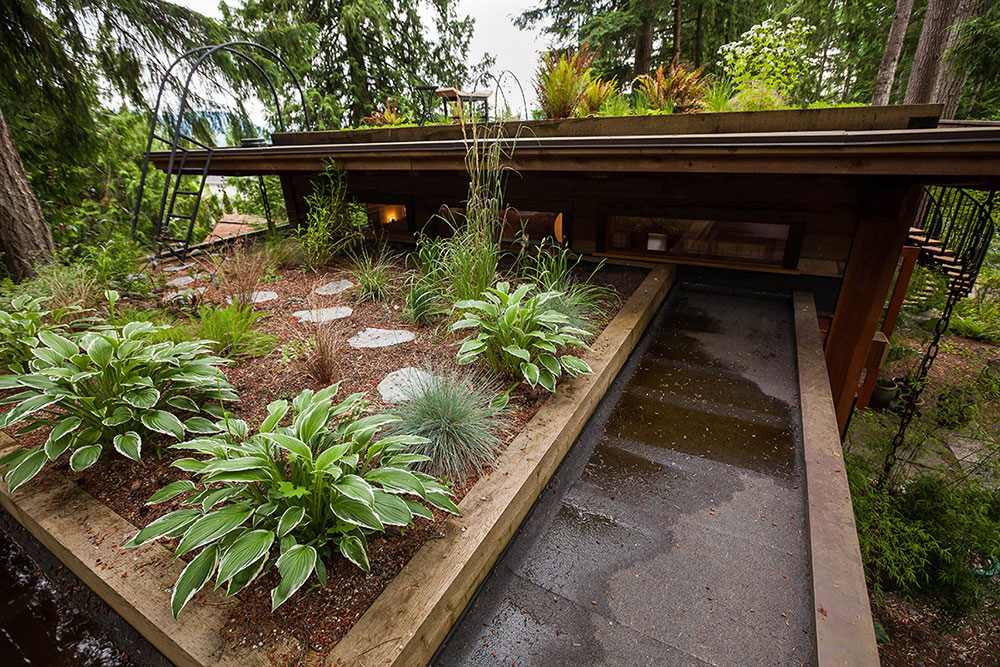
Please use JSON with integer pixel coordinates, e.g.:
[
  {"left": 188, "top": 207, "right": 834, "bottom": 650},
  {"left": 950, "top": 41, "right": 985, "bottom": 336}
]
[
  {"left": 0, "top": 248, "right": 646, "bottom": 661},
  {"left": 875, "top": 592, "right": 1000, "bottom": 666}
]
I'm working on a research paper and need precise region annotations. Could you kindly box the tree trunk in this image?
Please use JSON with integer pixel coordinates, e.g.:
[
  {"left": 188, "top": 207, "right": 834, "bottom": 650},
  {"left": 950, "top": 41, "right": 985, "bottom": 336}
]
[
  {"left": 0, "top": 107, "right": 54, "bottom": 281},
  {"left": 905, "top": 0, "right": 958, "bottom": 104},
  {"left": 633, "top": 20, "right": 654, "bottom": 77},
  {"left": 344, "top": 25, "right": 373, "bottom": 126},
  {"left": 872, "top": 0, "right": 916, "bottom": 105},
  {"left": 693, "top": 3, "right": 703, "bottom": 68},
  {"left": 933, "top": 0, "right": 982, "bottom": 118},
  {"left": 671, "top": 0, "right": 682, "bottom": 65}
]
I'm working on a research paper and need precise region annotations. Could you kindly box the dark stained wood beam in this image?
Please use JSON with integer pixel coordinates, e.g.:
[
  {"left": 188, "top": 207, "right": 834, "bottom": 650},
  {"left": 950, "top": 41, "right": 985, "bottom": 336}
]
[{"left": 825, "top": 184, "right": 921, "bottom": 431}]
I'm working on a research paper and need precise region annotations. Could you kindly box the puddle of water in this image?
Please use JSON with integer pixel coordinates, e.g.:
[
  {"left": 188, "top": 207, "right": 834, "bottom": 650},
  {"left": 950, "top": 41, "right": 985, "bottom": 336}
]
[
  {"left": 605, "top": 379, "right": 797, "bottom": 479},
  {"left": 628, "top": 360, "right": 788, "bottom": 418},
  {"left": 0, "top": 532, "right": 132, "bottom": 667}
]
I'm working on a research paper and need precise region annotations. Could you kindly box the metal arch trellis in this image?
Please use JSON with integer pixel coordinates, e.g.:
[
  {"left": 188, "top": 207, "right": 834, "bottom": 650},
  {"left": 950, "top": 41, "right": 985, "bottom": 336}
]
[
  {"left": 130, "top": 41, "right": 310, "bottom": 261},
  {"left": 878, "top": 186, "right": 998, "bottom": 487}
]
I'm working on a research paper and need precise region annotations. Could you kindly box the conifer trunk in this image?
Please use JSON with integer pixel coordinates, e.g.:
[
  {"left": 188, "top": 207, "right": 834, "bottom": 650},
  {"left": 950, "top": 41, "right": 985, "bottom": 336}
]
[
  {"left": 872, "top": 0, "right": 915, "bottom": 105},
  {"left": 905, "top": 0, "right": 957, "bottom": 104},
  {"left": 0, "top": 106, "right": 54, "bottom": 281}
]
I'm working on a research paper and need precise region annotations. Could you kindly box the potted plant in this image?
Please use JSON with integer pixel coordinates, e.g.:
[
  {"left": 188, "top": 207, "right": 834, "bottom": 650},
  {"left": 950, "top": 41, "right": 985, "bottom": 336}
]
[{"left": 870, "top": 373, "right": 899, "bottom": 409}]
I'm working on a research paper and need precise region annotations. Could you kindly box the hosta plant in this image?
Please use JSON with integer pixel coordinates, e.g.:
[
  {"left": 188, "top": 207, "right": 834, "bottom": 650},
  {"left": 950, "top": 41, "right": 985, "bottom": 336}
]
[
  {"left": 451, "top": 282, "right": 594, "bottom": 391},
  {"left": 126, "top": 385, "right": 458, "bottom": 617},
  {"left": 0, "top": 320, "right": 235, "bottom": 493},
  {"left": 0, "top": 295, "right": 87, "bottom": 373}
]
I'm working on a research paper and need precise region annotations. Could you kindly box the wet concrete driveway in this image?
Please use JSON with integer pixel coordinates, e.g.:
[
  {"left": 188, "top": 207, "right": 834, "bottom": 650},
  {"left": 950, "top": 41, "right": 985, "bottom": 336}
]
[{"left": 434, "top": 286, "right": 815, "bottom": 666}]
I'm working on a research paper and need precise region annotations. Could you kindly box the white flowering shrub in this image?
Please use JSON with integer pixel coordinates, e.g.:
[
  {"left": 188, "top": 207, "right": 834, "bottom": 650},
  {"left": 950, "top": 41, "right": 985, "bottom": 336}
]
[{"left": 717, "top": 18, "right": 816, "bottom": 100}]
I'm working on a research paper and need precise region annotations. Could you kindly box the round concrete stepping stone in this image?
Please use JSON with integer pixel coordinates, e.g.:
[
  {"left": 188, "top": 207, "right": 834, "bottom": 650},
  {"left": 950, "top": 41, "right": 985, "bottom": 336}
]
[
  {"left": 292, "top": 306, "right": 353, "bottom": 323},
  {"left": 377, "top": 367, "right": 433, "bottom": 403},
  {"left": 348, "top": 328, "right": 415, "bottom": 349},
  {"left": 228, "top": 291, "right": 278, "bottom": 304},
  {"left": 166, "top": 275, "right": 194, "bottom": 287},
  {"left": 164, "top": 287, "right": 206, "bottom": 302},
  {"left": 314, "top": 279, "right": 354, "bottom": 296}
]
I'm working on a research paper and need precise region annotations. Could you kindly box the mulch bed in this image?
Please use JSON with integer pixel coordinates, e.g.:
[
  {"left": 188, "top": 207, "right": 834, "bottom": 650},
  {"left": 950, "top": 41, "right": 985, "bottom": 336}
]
[
  {"left": 1, "top": 247, "right": 646, "bottom": 661},
  {"left": 875, "top": 592, "right": 1000, "bottom": 666}
]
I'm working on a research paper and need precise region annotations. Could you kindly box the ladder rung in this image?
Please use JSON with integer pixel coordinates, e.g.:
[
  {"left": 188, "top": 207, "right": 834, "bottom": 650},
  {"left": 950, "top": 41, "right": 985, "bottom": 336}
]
[
  {"left": 175, "top": 190, "right": 199, "bottom": 196},
  {"left": 169, "top": 214, "right": 194, "bottom": 221}
]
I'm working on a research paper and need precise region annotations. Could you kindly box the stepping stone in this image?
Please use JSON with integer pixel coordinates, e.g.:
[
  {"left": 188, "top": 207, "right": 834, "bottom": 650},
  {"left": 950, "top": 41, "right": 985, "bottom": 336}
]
[
  {"left": 348, "top": 328, "right": 415, "bottom": 349},
  {"left": 126, "top": 273, "right": 147, "bottom": 281},
  {"left": 166, "top": 275, "right": 194, "bottom": 287},
  {"left": 228, "top": 291, "right": 278, "bottom": 304},
  {"left": 292, "top": 306, "right": 353, "bottom": 323},
  {"left": 377, "top": 367, "right": 433, "bottom": 403},
  {"left": 314, "top": 279, "right": 354, "bottom": 296},
  {"left": 164, "top": 287, "right": 206, "bottom": 302},
  {"left": 162, "top": 263, "right": 194, "bottom": 273}
]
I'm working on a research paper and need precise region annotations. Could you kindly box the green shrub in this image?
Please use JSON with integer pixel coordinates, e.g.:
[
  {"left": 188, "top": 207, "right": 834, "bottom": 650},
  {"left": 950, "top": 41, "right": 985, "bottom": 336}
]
[
  {"left": 127, "top": 385, "right": 458, "bottom": 616},
  {"left": 534, "top": 47, "right": 594, "bottom": 119},
  {"left": 597, "top": 94, "right": 633, "bottom": 117},
  {"left": 298, "top": 163, "right": 367, "bottom": 268},
  {"left": 718, "top": 17, "right": 816, "bottom": 100},
  {"left": 0, "top": 316, "right": 235, "bottom": 493},
  {"left": 451, "top": 281, "right": 594, "bottom": 391},
  {"left": 348, "top": 247, "right": 395, "bottom": 303},
  {"left": 109, "top": 306, "right": 196, "bottom": 344},
  {"left": 388, "top": 369, "right": 506, "bottom": 480},
  {"left": 848, "top": 454, "right": 1000, "bottom": 625},
  {"left": 195, "top": 303, "right": 277, "bottom": 359},
  {"left": 730, "top": 82, "right": 787, "bottom": 111},
  {"left": 0, "top": 295, "right": 87, "bottom": 373},
  {"left": 522, "top": 239, "right": 618, "bottom": 333}
]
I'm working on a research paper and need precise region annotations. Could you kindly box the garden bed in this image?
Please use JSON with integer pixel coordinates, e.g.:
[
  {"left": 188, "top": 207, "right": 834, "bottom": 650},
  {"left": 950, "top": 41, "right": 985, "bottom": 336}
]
[
  {"left": 271, "top": 103, "right": 942, "bottom": 147},
  {"left": 0, "top": 250, "right": 668, "bottom": 666}
]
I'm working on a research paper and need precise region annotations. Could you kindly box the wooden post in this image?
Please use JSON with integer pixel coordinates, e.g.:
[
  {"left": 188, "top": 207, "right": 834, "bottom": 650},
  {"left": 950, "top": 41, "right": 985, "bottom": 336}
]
[
  {"left": 855, "top": 332, "right": 891, "bottom": 410},
  {"left": 881, "top": 245, "right": 920, "bottom": 338},
  {"left": 825, "top": 184, "right": 920, "bottom": 432}
]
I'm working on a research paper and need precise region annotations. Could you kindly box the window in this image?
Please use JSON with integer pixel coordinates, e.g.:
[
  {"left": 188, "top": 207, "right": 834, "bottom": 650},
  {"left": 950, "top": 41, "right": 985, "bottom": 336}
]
[
  {"left": 365, "top": 204, "right": 407, "bottom": 235},
  {"left": 606, "top": 216, "right": 793, "bottom": 266}
]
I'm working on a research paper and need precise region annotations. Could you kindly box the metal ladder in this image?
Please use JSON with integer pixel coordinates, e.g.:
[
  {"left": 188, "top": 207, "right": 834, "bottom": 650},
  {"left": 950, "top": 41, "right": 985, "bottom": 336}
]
[{"left": 153, "top": 131, "right": 215, "bottom": 262}]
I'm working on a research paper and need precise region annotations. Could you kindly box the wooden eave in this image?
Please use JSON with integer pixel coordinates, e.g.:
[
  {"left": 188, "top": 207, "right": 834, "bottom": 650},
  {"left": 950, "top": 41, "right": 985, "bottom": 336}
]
[{"left": 150, "top": 127, "right": 1000, "bottom": 183}]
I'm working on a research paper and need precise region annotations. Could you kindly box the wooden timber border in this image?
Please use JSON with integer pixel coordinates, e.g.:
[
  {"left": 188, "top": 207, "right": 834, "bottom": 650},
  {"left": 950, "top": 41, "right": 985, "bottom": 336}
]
[
  {"left": 0, "top": 265, "right": 674, "bottom": 667},
  {"left": 793, "top": 291, "right": 879, "bottom": 666}
]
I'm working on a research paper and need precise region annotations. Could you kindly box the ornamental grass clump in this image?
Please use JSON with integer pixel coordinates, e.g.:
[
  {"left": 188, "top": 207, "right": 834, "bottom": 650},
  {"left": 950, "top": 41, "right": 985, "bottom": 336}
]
[
  {"left": 389, "top": 369, "right": 506, "bottom": 481},
  {"left": 0, "top": 297, "right": 235, "bottom": 494},
  {"left": 522, "top": 239, "right": 618, "bottom": 333},
  {"left": 127, "top": 385, "right": 458, "bottom": 616},
  {"left": 451, "top": 282, "right": 594, "bottom": 392}
]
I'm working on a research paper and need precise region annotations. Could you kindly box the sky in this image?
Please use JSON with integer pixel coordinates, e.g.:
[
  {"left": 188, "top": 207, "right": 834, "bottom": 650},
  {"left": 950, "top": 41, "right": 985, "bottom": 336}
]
[{"left": 172, "top": 0, "right": 548, "bottom": 114}]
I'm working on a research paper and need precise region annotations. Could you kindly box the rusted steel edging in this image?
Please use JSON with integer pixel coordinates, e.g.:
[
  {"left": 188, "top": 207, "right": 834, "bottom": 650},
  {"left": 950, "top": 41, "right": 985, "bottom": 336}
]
[
  {"left": 0, "top": 265, "right": 672, "bottom": 667},
  {"left": 324, "top": 264, "right": 675, "bottom": 666},
  {"left": 792, "top": 291, "right": 879, "bottom": 666}
]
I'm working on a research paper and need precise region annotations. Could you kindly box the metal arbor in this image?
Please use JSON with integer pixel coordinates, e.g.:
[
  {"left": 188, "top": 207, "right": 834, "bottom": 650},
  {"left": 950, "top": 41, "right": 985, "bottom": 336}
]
[{"left": 130, "top": 42, "right": 309, "bottom": 261}]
